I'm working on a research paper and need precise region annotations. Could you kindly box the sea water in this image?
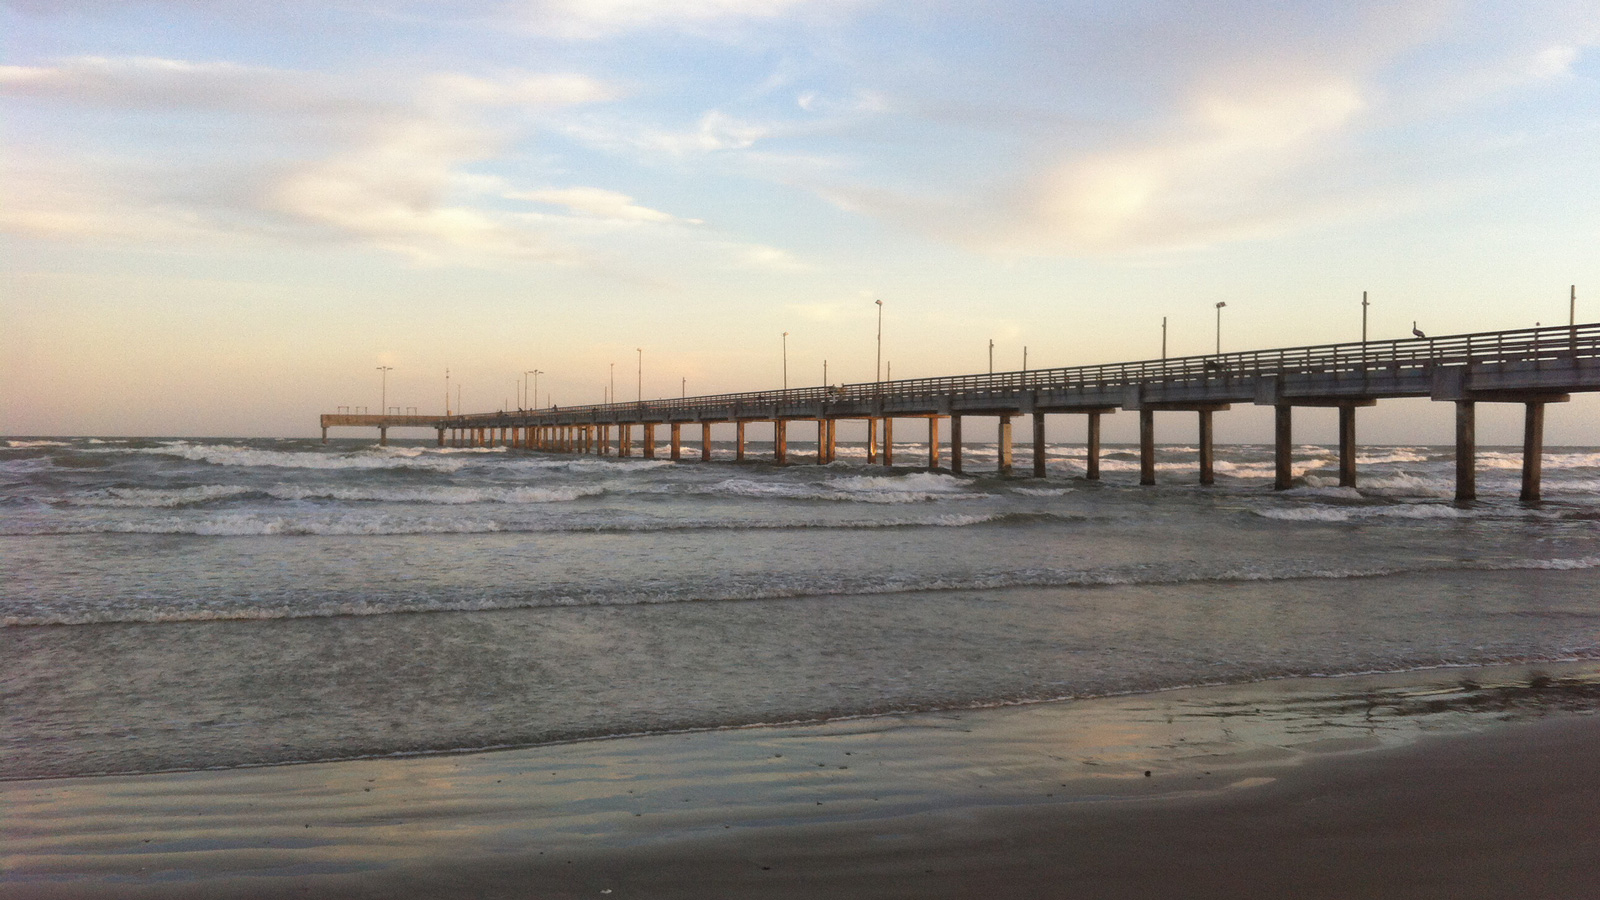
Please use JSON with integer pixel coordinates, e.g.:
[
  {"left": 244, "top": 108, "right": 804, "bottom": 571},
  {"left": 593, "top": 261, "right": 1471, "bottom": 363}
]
[{"left": 3, "top": 436, "right": 1599, "bottom": 779}]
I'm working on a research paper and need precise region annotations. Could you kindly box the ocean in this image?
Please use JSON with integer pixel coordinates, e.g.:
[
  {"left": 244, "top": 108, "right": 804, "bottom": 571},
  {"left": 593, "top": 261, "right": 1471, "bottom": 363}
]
[{"left": 4, "top": 436, "right": 1599, "bottom": 782}]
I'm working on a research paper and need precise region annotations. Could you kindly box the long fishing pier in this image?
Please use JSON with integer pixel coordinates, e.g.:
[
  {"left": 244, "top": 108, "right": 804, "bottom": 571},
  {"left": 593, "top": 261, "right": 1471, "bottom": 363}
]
[{"left": 322, "top": 323, "right": 1600, "bottom": 502}]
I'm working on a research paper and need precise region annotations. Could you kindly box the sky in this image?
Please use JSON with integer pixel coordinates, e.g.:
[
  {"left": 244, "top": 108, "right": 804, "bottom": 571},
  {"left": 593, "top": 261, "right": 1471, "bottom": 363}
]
[{"left": 3, "top": 0, "right": 1599, "bottom": 443}]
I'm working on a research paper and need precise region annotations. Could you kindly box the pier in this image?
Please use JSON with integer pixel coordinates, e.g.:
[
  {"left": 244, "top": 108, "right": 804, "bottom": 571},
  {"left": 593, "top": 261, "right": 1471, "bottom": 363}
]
[{"left": 322, "top": 323, "right": 1600, "bottom": 502}]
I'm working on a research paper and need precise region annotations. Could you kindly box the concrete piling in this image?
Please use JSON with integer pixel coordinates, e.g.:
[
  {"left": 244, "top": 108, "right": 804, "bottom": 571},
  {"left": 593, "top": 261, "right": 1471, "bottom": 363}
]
[
  {"left": 950, "top": 415, "right": 963, "bottom": 475},
  {"left": 1138, "top": 410, "right": 1154, "bottom": 486}
]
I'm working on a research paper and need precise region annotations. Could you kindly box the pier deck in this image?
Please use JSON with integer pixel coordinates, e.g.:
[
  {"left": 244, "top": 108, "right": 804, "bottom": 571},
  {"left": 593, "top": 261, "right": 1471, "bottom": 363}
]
[{"left": 322, "top": 323, "right": 1600, "bottom": 502}]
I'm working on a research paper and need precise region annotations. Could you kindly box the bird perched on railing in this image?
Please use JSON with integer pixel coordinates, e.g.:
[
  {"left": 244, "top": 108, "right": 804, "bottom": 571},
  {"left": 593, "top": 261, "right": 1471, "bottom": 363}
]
[{"left": 1412, "top": 322, "right": 1426, "bottom": 339}]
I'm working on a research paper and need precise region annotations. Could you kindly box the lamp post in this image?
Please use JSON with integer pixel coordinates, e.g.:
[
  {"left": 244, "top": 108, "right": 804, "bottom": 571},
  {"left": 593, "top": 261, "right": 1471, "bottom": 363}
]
[
  {"left": 823, "top": 359, "right": 828, "bottom": 385},
  {"left": 1214, "top": 302, "right": 1227, "bottom": 355},
  {"left": 636, "top": 348, "right": 643, "bottom": 403},
  {"left": 874, "top": 299, "right": 884, "bottom": 385},
  {"left": 988, "top": 339, "right": 994, "bottom": 374},
  {"left": 782, "top": 331, "right": 789, "bottom": 390},
  {"left": 445, "top": 367, "right": 450, "bottom": 415},
  {"left": 530, "top": 370, "right": 542, "bottom": 410},
  {"left": 1162, "top": 317, "right": 1168, "bottom": 360},
  {"left": 1023, "top": 346, "right": 1028, "bottom": 373},
  {"left": 1361, "top": 291, "right": 1370, "bottom": 344},
  {"left": 609, "top": 363, "right": 615, "bottom": 406},
  {"left": 377, "top": 366, "right": 393, "bottom": 416},
  {"left": 681, "top": 376, "right": 686, "bottom": 400}
]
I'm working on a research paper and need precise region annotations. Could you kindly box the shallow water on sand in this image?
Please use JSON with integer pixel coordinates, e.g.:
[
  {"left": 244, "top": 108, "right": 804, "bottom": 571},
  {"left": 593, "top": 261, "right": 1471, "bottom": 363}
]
[{"left": 3, "top": 437, "right": 1599, "bottom": 778}]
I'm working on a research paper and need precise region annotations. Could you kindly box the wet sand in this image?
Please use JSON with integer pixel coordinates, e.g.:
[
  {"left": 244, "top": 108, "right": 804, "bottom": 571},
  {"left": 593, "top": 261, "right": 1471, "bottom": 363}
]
[{"left": 6, "top": 662, "right": 1600, "bottom": 899}]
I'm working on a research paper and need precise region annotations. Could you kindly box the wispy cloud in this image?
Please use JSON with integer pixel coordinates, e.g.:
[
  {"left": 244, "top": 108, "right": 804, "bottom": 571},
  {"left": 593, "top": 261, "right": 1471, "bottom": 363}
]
[
  {"left": 506, "top": 0, "right": 861, "bottom": 39},
  {"left": 510, "top": 187, "right": 702, "bottom": 224}
]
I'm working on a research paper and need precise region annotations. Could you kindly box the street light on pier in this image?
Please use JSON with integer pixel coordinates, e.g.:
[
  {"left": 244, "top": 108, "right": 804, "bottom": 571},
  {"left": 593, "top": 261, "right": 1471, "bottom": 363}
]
[
  {"left": 636, "top": 348, "right": 643, "bottom": 403},
  {"left": 1162, "top": 317, "right": 1168, "bottom": 360},
  {"left": 445, "top": 367, "right": 450, "bottom": 415},
  {"left": 376, "top": 366, "right": 393, "bottom": 417},
  {"left": 874, "top": 299, "right": 884, "bottom": 385},
  {"left": 530, "top": 370, "right": 543, "bottom": 410},
  {"left": 610, "top": 363, "right": 615, "bottom": 406},
  {"left": 1361, "top": 291, "right": 1370, "bottom": 344},
  {"left": 1214, "top": 302, "right": 1227, "bottom": 355},
  {"left": 988, "top": 339, "right": 994, "bottom": 374},
  {"left": 782, "top": 331, "right": 789, "bottom": 390}
]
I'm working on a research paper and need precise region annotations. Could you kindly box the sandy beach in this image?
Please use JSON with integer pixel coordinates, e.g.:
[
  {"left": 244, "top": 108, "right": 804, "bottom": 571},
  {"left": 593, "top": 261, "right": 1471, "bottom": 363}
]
[{"left": 6, "top": 661, "right": 1599, "bottom": 899}]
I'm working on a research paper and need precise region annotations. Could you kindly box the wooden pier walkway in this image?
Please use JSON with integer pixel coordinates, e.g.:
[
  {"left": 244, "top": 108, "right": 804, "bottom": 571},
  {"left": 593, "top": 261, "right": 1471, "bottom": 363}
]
[{"left": 322, "top": 323, "right": 1600, "bottom": 502}]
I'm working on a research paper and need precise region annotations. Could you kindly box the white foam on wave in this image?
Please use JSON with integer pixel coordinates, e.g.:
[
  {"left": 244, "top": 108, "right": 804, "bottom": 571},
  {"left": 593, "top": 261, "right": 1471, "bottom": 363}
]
[
  {"left": 66, "top": 485, "right": 254, "bottom": 508},
  {"left": 141, "top": 442, "right": 475, "bottom": 472},
  {"left": 58, "top": 483, "right": 607, "bottom": 507},
  {"left": 1011, "top": 486, "right": 1074, "bottom": 497},
  {"left": 3, "top": 440, "right": 69, "bottom": 449},
  {"left": 3, "top": 509, "right": 1024, "bottom": 537},
  {"left": 1254, "top": 502, "right": 1502, "bottom": 523},
  {"left": 267, "top": 484, "right": 605, "bottom": 504},
  {"left": 698, "top": 473, "right": 986, "bottom": 504},
  {"left": 28, "top": 553, "right": 1596, "bottom": 627}
]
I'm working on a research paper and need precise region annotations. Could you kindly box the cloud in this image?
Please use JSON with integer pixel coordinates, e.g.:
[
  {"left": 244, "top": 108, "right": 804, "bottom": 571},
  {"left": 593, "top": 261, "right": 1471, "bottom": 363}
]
[
  {"left": 802, "top": 1, "right": 1600, "bottom": 257},
  {"left": 0, "top": 56, "right": 625, "bottom": 262},
  {"left": 508, "top": 0, "right": 855, "bottom": 39},
  {"left": 510, "top": 187, "right": 701, "bottom": 224}
]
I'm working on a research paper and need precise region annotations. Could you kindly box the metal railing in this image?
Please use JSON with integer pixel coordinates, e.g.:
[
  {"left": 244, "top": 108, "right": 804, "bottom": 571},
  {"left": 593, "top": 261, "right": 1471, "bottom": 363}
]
[{"left": 443, "top": 322, "right": 1600, "bottom": 425}]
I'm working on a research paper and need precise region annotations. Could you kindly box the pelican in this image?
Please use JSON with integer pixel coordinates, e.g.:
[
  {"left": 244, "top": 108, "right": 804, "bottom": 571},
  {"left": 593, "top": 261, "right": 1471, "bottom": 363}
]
[{"left": 1412, "top": 321, "right": 1426, "bottom": 339}]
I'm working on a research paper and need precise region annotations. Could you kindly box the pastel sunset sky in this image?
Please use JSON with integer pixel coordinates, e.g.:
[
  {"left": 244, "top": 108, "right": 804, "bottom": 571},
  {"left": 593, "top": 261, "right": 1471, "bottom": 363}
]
[{"left": 3, "top": 0, "right": 1597, "bottom": 442}]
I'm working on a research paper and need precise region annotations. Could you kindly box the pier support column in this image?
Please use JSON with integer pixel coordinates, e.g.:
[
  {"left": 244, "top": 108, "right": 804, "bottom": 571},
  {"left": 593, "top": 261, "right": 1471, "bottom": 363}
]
[
  {"left": 997, "top": 415, "right": 1013, "bottom": 475},
  {"left": 437, "top": 428, "right": 445, "bottom": 448},
  {"left": 1086, "top": 412, "right": 1101, "bottom": 480},
  {"left": 1032, "top": 412, "right": 1047, "bottom": 478},
  {"left": 1273, "top": 405, "right": 1293, "bottom": 491},
  {"left": 816, "top": 420, "right": 828, "bottom": 464},
  {"left": 882, "top": 418, "right": 892, "bottom": 466},
  {"left": 620, "top": 425, "right": 632, "bottom": 457},
  {"left": 702, "top": 423, "right": 713, "bottom": 462},
  {"left": 322, "top": 427, "right": 328, "bottom": 444},
  {"left": 670, "top": 423, "right": 682, "bottom": 461},
  {"left": 1138, "top": 410, "right": 1155, "bottom": 485},
  {"left": 1521, "top": 402, "right": 1545, "bottom": 503},
  {"left": 867, "top": 418, "right": 878, "bottom": 464},
  {"left": 1338, "top": 406, "right": 1358, "bottom": 488},
  {"left": 1198, "top": 410, "right": 1214, "bottom": 485},
  {"left": 643, "top": 424, "right": 656, "bottom": 459},
  {"left": 736, "top": 421, "right": 747, "bottom": 461},
  {"left": 928, "top": 417, "right": 941, "bottom": 470},
  {"left": 774, "top": 420, "right": 788, "bottom": 465},
  {"left": 950, "top": 415, "right": 964, "bottom": 475},
  {"left": 379, "top": 426, "right": 388, "bottom": 447}
]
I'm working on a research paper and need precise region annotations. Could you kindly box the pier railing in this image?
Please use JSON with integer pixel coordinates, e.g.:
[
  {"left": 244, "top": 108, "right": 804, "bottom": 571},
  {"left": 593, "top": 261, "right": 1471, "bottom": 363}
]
[{"left": 449, "top": 322, "right": 1600, "bottom": 423}]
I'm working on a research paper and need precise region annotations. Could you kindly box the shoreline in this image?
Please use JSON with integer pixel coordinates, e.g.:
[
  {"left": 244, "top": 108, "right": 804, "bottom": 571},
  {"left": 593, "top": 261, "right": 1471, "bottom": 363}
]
[{"left": 6, "top": 660, "right": 1600, "bottom": 898}]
